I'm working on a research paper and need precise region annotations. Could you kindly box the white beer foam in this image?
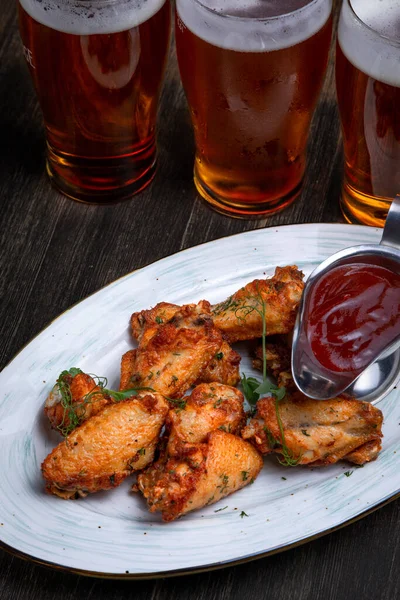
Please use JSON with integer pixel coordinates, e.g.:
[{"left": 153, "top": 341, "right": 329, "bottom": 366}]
[
  {"left": 176, "top": 0, "right": 332, "bottom": 53},
  {"left": 19, "top": 0, "right": 166, "bottom": 35},
  {"left": 338, "top": 0, "right": 400, "bottom": 87}
]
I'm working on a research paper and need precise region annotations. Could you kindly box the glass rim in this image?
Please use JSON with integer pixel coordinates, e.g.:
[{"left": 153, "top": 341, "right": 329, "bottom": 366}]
[
  {"left": 191, "top": 0, "right": 325, "bottom": 23},
  {"left": 29, "top": 0, "right": 141, "bottom": 5},
  {"left": 348, "top": 0, "right": 400, "bottom": 47},
  {"left": 21, "top": 0, "right": 128, "bottom": 5}
]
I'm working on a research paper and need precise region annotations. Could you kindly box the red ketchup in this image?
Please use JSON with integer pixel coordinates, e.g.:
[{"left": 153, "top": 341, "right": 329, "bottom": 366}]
[{"left": 306, "top": 263, "right": 400, "bottom": 375}]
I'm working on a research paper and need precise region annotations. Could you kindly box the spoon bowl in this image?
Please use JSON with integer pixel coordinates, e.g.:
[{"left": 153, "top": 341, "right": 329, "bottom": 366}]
[
  {"left": 346, "top": 346, "right": 400, "bottom": 405},
  {"left": 292, "top": 196, "right": 400, "bottom": 402}
]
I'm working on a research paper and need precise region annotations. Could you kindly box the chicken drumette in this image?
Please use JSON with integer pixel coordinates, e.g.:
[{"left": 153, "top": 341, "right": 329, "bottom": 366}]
[
  {"left": 121, "top": 301, "right": 242, "bottom": 397},
  {"left": 212, "top": 266, "right": 304, "bottom": 343},
  {"left": 129, "top": 301, "right": 241, "bottom": 388},
  {"left": 242, "top": 393, "right": 383, "bottom": 466}
]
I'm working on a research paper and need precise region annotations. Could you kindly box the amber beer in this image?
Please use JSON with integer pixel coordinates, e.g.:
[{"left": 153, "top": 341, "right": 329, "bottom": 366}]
[
  {"left": 176, "top": 0, "right": 332, "bottom": 217},
  {"left": 19, "top": 0, "right": 171, "bottom": 203},
  {"left": 336, "top": 0, "right": 400, "bottom": 227}
]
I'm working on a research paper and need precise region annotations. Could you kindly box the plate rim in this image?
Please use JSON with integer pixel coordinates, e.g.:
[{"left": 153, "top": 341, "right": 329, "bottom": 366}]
[
  {"left": 1, "top": 491, "right": 399, "bottom": 580},
  {"left": 0, "top": 222, "right": 389, "bottom": 580}
]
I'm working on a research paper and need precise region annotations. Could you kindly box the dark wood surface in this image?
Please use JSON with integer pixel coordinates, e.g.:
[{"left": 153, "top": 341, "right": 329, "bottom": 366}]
[{"left": 1, "top": 1, "right": 398, "bottom": 598}]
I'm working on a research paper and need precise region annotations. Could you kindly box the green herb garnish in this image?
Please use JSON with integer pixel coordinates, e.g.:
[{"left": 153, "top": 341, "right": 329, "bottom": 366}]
[
  {"left": 56, "top": 368, "right": 84, "bottom": 437},
  {"left": 241, "top": 374, "right": 262, "bottom": 407},
  {"left": 167, "top": 398, "right": 187, "bottom": 411},
  {"left": 238, "top": 285, "right": 301, "bottom": 467},
  {"left": 212, "top": 295, "right": 240, "bottom": 316},
  {"left": 54, "top": 368, "right": 153, "bottom": 437},
  {"left": 275, "top": 396, "right": 301, "bottom": 467}
]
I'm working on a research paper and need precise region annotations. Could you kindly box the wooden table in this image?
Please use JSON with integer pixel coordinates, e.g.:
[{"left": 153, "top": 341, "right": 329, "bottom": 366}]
[{"left": 1, "top": 1, "right": 399, "bottom": 598}]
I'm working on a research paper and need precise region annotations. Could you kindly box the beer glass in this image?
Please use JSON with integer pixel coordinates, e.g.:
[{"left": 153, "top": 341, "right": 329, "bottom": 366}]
[
  {"left": 337, "top": 0, "right": 400, "bottom": 227},
  {"left": 19, "top": 0, "right": 171, "bottom": 203},
  {"left": 175, "top": 0, "right": 332, "bottom": 218}
]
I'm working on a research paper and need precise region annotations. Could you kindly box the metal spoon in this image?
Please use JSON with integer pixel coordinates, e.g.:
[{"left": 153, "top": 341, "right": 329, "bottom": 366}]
[{"left": 292, "top": 195, "right": 400, "bottom": 403}]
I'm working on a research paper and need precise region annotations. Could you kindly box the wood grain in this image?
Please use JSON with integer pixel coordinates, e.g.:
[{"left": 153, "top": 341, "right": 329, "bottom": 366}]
[{"left": 1, "top": 1, "right": 399, "bottom": 599}]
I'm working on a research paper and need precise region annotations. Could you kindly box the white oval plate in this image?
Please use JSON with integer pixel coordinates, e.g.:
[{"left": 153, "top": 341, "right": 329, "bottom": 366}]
[{"left": 1, "top": 224, "right": 399, "bottom": 579}]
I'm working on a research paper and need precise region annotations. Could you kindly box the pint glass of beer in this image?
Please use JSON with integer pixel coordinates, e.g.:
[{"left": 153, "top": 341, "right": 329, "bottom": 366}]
[
  {"left": 19, "top": 0, "right": 171, "bottom": 203},
  {"left": 337, "top": 0, "right": 400, "bottom": 227},
  {"left": 175, "top": 0, "right": 332, "bottom": 218}
]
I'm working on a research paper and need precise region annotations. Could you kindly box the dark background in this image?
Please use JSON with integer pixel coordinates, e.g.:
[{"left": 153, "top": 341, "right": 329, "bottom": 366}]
[{"left": 1, "top": 1, "right": 399, "bottom": 598}]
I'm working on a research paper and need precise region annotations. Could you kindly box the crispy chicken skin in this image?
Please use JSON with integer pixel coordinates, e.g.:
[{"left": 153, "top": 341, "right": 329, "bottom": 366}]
[
  {"left": 120, "top": 349, "right": 137, "bottom": 392},
  {"left": 137, "top": 430, "right": 263, "bottom": 522},
  {"left": 42, "top": 392, "right": 169, "bottom": 499},
  {"left": 242, "top": 394, "right": 383, "bottom": 466},
  {"left": 131, "top": 302, "right": 180, "bottom": 342},
  {"left": 137, "top": 384, "right": 261, "bottom": 521},
  {"left": 343, "top": 439, "right": 382, "bottom": 465},
  {"left": 130, "top": 302, "right": 241, "bottom": 387},
  {"left": 196, "top": 341, "right": 241, "bottom": 387},
  {"left": 211, "top": 266, "right": 304, "bottom": 343},
  {"left": 167, "top": 383, "right": 246, "bottom": 444},
  {"left": 253, "top": 341, "right": 294, "bottom": 390},
  {"left": 120, "top": 344, "right": 241, "bottom": 392},
  {"left": 121, "top": 301, "right": 223, "bottom": 398},
  {"left": 44, "top": 371, "right": 111, "bottom": 434}
]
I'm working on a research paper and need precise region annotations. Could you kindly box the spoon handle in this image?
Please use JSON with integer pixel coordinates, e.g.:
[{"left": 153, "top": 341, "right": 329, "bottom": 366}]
[{"left": 381, "top": 195, "right": 400, "bottom": 250}]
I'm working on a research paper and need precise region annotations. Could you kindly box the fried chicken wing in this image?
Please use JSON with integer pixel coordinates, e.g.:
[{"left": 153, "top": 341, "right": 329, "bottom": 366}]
[
  {"left": 129, "top": 302, "right": 241, "bottom": 387},
  {"left": 212, "top": 266, "right": 304, "bottom": 343},
  {"left": 137, "top": 430, "right": 263, "bottom": 522},
  {"left": 253, "top": 340, "right": 294, "bottom": 390},
  {"left": 42, "top": 392, "right": 169, "bottom": 499},
  {"left": 44, "top": 369, "right": 111, "bottom": 434},
  {"left": 137, "top": 384, "right": 261, "bottom": 521},
  {"left": 242, "top": 393, "right": 383, "bottom": 466},
  {"left": 121, "top": 301, "right": 223, "bottom": 398}
]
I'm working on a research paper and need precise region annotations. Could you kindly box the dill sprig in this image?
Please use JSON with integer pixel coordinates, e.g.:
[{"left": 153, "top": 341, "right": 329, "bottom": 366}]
[
  {"left": 166, "top": 397, "right": 187, "bottom": 411},
  {"left": 212, "top": 294, "right": 240, "bottom": 316},
  {"left": 56, "top": 368, "right": 85, "bottom": 437},
  {"left": 238, "top": 285, "right": 301, "bottom": 467},
  {"left": 274, "top": 397, "right": 301, "bottom": 467}
]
